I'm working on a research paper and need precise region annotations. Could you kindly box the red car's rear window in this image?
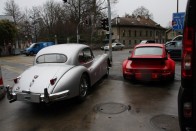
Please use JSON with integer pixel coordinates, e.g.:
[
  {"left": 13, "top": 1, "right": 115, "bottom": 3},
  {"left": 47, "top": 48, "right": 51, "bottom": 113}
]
[{"left": 134, "top": 47, "right": 163, "bottom": 56}]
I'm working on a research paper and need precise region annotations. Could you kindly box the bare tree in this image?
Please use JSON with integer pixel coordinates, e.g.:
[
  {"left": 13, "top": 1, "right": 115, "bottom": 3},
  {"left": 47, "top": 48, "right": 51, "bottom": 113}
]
[
  {"left": 4, "top": 0, "right": 24, "bottom": 25},
  {"left": 4, "top": 0, "right": 25, "bottom": 49},
  {"left": 4, "top": 0, "right": 119, "bottom": 44},
  {"left": 132, "top": 6, "right": 153, "bottom": 19},
  {"left": 38, "top": 0, "right": 62, "bottom": 34}
]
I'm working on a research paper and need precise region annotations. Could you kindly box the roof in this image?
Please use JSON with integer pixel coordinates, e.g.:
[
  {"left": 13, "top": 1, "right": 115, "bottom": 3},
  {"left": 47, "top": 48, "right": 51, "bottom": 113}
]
[
  {"left": 112, "top": 15, "right": 165, "bottom": 29},
  {"left": 0, "top": 15, "right": 14, "bottom": 22},
  {"left": 38, "top": 43, "right": 88, "bottom": 55}
]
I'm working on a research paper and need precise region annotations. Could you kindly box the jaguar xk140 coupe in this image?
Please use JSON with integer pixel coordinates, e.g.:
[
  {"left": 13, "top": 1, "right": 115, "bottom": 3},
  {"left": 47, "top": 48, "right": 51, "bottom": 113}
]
[{"left": 6, "top": 44, "right": 111, "bottom": 103}]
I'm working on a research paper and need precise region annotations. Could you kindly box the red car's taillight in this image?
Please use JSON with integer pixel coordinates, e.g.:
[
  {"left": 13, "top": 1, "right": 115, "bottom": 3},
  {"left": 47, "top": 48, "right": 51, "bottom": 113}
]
[
  {"left": 125, "top": 61, "right": 134, "bottom": 73},
  {"left": 182, "top": 26, "right": 194, "bottom": 78}
]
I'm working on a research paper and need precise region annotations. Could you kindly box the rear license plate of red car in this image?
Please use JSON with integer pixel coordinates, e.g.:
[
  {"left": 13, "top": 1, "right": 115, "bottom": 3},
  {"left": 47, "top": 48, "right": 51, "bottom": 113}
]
[
  {"left": 17, "top": 93, "right": 40, "bottom": 103},
  {"left": 141, "top": 73, "right": 152, "bottom": 80}
]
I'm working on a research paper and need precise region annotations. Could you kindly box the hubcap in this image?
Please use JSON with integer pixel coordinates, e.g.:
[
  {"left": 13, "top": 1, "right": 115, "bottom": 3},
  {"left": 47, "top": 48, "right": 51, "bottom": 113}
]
[{"left": 80, "top": 77, "right": 88, "bottom": 97}]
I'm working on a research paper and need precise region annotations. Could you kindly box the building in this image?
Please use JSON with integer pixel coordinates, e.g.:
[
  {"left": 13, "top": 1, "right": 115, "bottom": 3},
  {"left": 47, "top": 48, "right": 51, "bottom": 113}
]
[
  {"left": 111, "top": 15, "right": 166, "bottom": 48},
  {"left": 165, "top": 28, "right": 182, "bottom": 41}
]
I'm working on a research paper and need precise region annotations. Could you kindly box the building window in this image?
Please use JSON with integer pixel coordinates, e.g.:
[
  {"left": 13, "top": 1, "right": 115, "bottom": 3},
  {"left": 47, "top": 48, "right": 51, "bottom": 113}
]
[
  {"left": 146, "top": 30, "right": 148, "bottom": 37},
  {"left": 122, "top": 30, "right": 125, "bottom": 37},
  {"left": 129, "top": 30, "right": 131, "bottom": 37},
  {"left": 156, "top": 31, "right": 158, "bottom": 36},
  {"left": 135, "top": 40, "right": 137, "bottom": 44},
  {"left": 150, "top": 31, "right": 152, "bottom": 37},
  {"left": 123, "top": 40, "right": 126, "bottom": 45},
  {"left": 129, "top": 40, "right": 131, "bottom": 45},
  {"left": 140, "top": 31, "right": 142, "bottom": 37},
  {"left": 135, "top": 30, "right": 137, "bottom": 37}
]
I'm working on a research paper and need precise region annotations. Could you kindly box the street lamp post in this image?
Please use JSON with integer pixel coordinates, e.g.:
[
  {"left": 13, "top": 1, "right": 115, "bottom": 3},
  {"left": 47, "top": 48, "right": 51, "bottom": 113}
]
[{"left": 116, "top": 16, "right": 120, "bottom": 42}]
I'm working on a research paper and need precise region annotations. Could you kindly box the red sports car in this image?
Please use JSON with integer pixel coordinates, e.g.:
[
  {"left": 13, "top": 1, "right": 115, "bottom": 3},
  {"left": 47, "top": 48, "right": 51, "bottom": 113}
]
[{"left": 122, "top": 44, "right": 175, "bottom": 81}]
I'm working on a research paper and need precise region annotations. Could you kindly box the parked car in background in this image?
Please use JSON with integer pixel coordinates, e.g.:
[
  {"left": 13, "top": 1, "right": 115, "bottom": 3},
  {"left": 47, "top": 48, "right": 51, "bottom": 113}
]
[
  {"left": 172, "top": 35, "right": 183, "bottom": 41},
  {"left": 25, "top": 42, "right": 55, "bottom": 56},
  {"left": 102, "top": 43, "right": 125, "bottom": 51},
  {"left": 178, "top": 0, "right": 196, "bottom": 130},
  {"left": 165, "top": 40, "right": 182, "bottom": 60},
  {"left": 140, "top": 40, "right": 155, "bottom": 44},
  {"left": 165, "top": 35, "right": 183, "bottom": 47},
  {"left": 6, "top": 44, "right": 111, "bottom": 104},
  {"left": 122, "top": 44, "right": 175, "bottom": 82}
]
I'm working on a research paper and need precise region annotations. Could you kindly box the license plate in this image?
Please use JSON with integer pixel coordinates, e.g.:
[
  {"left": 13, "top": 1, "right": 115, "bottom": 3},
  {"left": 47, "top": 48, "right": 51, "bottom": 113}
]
[
  {"left": 17, "top": 93, "right": 41, "bottom": 103},
  {"left": 142, "top": 73, "right": 151, "bottom": 80}
]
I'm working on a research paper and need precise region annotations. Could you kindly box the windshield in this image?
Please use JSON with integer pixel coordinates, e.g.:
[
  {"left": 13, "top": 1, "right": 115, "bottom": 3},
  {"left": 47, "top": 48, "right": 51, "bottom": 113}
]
[
  {"left": 134, "top": 47, "right": 163, "bottom": 56},
  {"left": 29, "top": 43, "right": 36, "bottom": 48},
  {"left": 36, "top": 54, "right": 67, "bottom": 63}
]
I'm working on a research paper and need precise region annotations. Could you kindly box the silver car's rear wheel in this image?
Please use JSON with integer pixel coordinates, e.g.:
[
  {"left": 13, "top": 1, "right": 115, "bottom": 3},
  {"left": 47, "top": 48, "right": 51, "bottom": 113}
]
[{"left": 78, "top": 74, "right": 89, "bottom": 102}]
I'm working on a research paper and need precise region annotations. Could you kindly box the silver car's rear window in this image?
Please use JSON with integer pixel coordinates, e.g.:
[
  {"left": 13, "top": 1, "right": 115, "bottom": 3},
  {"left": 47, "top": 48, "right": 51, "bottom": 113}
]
[
  {"left": 134, "top": 47, "right": 163, "bottom": 56},
  {"left": 36, "top": 54, "right": 67, "bottom": 63}
]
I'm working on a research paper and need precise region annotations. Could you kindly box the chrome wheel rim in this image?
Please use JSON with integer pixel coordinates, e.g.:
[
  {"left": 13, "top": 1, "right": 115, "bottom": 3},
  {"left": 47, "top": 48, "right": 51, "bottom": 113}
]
[{"left": 79, "top": 76, "right": 88, "bottom": 98}]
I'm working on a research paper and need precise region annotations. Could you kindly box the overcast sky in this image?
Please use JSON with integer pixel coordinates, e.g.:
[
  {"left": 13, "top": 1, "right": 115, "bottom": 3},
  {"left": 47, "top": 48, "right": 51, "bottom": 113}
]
[{"left": 0, "top": 0, "right": 187, "bottom": 27}]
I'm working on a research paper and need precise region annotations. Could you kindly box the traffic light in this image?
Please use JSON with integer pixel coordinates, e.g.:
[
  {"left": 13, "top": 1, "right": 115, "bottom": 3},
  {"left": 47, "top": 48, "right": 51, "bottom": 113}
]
[
  {"left": 101, "top": 19, "right": 105, "bottom": 29},
  {"left": 101, "top": 18, "right": 109, "bottom": 31}
]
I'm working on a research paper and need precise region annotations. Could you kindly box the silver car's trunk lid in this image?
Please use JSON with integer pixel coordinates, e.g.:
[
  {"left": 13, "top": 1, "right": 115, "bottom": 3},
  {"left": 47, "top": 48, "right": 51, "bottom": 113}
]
[{"left": 16, "top": 64, "right": 73, "bottom": 93}]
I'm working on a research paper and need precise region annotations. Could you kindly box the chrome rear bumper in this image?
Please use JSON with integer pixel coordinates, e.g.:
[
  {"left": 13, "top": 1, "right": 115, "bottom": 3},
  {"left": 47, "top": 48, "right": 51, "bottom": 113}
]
[{"left": 6, "top": 85, "right": 70, "bottom": 103}]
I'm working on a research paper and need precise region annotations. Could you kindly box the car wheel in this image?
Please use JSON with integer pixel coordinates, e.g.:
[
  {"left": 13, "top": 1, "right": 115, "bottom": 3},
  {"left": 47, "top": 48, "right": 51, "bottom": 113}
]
[{"left": 77, "top": 74, "right": 89, "bottom": 102}]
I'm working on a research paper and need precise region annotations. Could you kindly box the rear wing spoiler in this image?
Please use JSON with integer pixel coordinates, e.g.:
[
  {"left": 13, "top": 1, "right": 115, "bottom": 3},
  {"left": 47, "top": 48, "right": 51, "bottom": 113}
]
[{"left": 128, "top": 57, "right": 168, "bottom": 60}]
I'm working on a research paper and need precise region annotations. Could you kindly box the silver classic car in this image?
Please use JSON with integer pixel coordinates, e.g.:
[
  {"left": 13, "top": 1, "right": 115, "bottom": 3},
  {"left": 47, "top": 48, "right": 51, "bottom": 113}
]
[{"left": 6, "top": 44, "right": 111, "bottom": 103}]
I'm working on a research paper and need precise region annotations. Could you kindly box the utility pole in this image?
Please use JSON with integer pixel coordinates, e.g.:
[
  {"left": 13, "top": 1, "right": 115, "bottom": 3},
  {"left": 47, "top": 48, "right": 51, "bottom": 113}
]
[
  {"left": 107, "top": 0, "right": 112, "bottom": 62},
  {"left": 177, "top": 0, "right": 179, "bottom": 13},
  {"left": 77, "top": 21, "right": 82, "bottom": 43}
]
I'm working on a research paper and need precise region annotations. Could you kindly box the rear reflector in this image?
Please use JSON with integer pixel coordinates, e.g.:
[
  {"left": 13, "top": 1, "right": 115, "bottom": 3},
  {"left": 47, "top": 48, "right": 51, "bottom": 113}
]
[
  {"left": 183, "top": 102, "right": 192, "bottom": 118},
  {"left": 184, "top": 54, "right": 192, "bottom": 70}
]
